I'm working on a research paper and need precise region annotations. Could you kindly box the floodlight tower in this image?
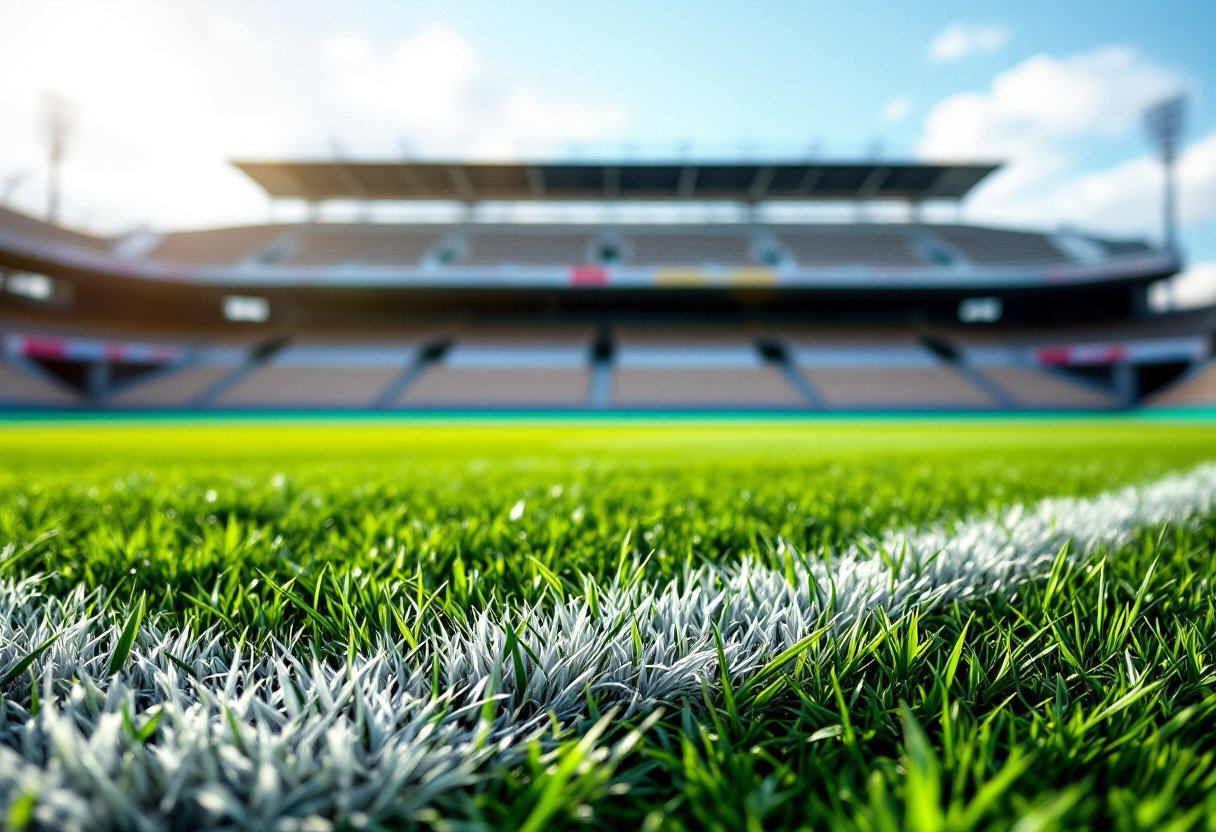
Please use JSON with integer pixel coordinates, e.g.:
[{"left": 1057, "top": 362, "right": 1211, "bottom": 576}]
[
  {"left": 45, "top": 93, "right": 73, "bottom": 226},
  {"left": 1143, "top": 94, "right": 1186, "bottom": 251}
]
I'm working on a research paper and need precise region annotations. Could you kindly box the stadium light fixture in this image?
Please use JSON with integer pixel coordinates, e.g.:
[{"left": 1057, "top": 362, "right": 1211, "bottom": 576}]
[
  {"left": 223, "top": 295, "right": 271, "bottom": 322},
  {"left": 1143, "top": 94, "right": 1186, "bottom": 251},
  {"left": 958, "top": 296, "right": 1002, "bottom": 323},
  {"left": 43, "top": 93, "right": 73, "bottom": 226},
  {"left": 5, "top": 272, "right": 55, "bottom": 302}
]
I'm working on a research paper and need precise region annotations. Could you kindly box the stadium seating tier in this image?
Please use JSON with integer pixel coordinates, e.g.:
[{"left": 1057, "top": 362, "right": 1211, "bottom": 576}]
[
  {"left": 0, "top": 207, "right": 114, "bottom": 252},
  {"left": 977, "top": 366, "right": 1118, "bottom": 408},
  {"left": 929, "top": 226, "right": 1067, "bottom": 266},
  {"left": 0, "top": 359, "right": 81, "bottom": 406},
  {"left": 214, "top": 366, "right": 405, "bottom": 408},
  {"left": 802, "top": 366, "right": 995, "bottom": 408},
  {"left": 107, "top": 365, "right": 239, "bottom": 408},
  {"left": 0, "top": 202, "right": 1192, "bottom": 412},
  {"left": 771, "top": 228, "right": 924, "bottom": 268},
  {"left": 612, "top": 367, "right": 804, "bottom": 407},
  {"left": 459, "top": 231, "right": 599, "bottom": 267},
  {"left": 283, "top": 226, "right": 448, "bottom": 266},
  {"left": 148, "top": 226, "right": 294, "bottom": 265},
  {"left": 1149, "top": 361, "right": 1216, "bottom": 406},
  {"left": 397, "top": 367, "right": 591, "bottom": 407}
]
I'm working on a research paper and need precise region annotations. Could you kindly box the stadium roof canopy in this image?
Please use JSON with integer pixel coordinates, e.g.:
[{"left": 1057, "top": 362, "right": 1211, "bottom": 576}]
[{"left": 233, "top": 161, "right": 999, "bottom": 203}]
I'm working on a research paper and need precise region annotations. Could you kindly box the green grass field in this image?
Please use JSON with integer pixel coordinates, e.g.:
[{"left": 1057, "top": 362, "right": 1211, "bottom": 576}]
[{"left": 3, "top": 417, "right": 1216, "bottom": 831}]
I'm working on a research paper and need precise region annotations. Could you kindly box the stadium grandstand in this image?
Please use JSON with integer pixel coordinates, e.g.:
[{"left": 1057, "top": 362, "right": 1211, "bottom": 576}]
[{"left": 0, "top": 158, "right": 1211, "bottom": 412}]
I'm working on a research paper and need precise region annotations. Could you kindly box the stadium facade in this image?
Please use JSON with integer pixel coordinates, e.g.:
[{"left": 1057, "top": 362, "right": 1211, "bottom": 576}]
[{"left": 1, "top": 159, "right": 1213, "bottom": 411}]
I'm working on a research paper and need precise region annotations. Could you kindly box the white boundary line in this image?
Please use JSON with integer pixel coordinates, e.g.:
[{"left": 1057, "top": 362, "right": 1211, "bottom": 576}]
[{"left": 2, "top": 464, "right": 1215, "bottom": 829}]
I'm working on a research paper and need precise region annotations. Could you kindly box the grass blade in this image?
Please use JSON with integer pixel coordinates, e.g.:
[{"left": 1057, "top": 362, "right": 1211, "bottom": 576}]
[
  {"left": 0, "top": 632, "right": 61, "bottom": 688},
  {"left": 107, "top": 592, "right": 145, "bottom": 676}
]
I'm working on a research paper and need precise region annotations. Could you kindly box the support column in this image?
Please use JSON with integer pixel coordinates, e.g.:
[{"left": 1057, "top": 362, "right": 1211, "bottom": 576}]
[
  {"left": 87, "top": 361, "right": 111, "bottom": 399},
  {"left": 1113, "top": 362, "right": 1138, "bottom": 405},
  {"left": 589, "top": 325, "right": 614, "bottom": 409}
]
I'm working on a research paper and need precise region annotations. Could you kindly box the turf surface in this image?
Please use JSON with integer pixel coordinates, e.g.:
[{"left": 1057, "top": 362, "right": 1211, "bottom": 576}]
[{"left": 3, "top": 417, "right": 1216, "bottom": 830}]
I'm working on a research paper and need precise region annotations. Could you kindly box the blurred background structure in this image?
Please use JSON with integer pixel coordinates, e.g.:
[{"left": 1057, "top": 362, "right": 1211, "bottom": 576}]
[
  {"left": 2, "top": 131, "right": 1211, "bottom": 411},
  {"left": 1, "top": 1, "right": 1214, "bottom": 412}
]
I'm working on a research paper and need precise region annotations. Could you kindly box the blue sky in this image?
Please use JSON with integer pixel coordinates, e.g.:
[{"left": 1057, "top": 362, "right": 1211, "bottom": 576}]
[{"left": 0, "top": 0, "right": 1213, "bottom": 293}]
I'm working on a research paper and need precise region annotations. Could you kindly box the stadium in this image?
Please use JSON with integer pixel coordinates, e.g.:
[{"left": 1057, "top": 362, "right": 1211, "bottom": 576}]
[
  {"left": 3, "top": 154, "right": 1215, "bottom": 413},
  {"left": 4, "top": 3, "right": 1216, "bottom": 830}
]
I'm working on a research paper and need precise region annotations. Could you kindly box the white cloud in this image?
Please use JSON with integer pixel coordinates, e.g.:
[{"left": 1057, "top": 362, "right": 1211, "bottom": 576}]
[
  {"left": 921, "top": 47, "right": 1181, "bottom": 160},
  {"left": 929, "top": 23, "right": 1008, "bottom": 63},
  {"left": 1041, "top": 130, "right": 1216, "bottom": 237},
  {"left": 0, "top": 9, "right": 626, "bottom": 232},
  {"left": 881, "top": 96, "right": 913, "bottom": 124},
  {"left": 1174, "top": 262, "right": 1216, "bottom": 309},
  {"left": 0, "top": 3, "right": 306, "bottom": 231},
  {"left": 919, "top": 46, "right": 1197, "bottom": 240},
  {"left": 1151, "top": 262, "right": 1216, "bottom": 311},
  {"left": 322, "top": 24, "right": 627, "bottom": 159}
]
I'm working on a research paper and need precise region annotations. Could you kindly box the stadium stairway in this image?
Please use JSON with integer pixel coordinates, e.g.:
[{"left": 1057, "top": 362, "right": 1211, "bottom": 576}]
[
  {"left": 99, "top": 334, "right": 272, "bottom": 409},
  {"left": 0, "top": 354, "right": 82, "bottom": 408},
  {"left": 372, "top": 340, "right": 451, "bottom": 408},
  {"left": 107, "top": 361, "right": 240, "bottom": 408},
  {"left": 975, "top": 366, "right": 1119, "bottom": 409},
  {"left": 941, "top": 329, "right": 1130, "bottom": 410},
  {"left": 395, "top": 324, "right": 597, "bottom": 409},
  {"left": 920, "top": 336, "right": 1018, "bottom": 408},
  {"left": 1147, "top": 358, "right": 1216, "bottom": 407},
  {"left": 3, "top": 306, "right": 1199, "bottom": 412},
  {"left": 88, "top": 324, "right": 1142, "bottom": 412},
  {"left": 608, "top": 324, "right": 807, "bottom": 409},
  {"left": 91, "top": 323, "right": 1132, "bottom": 412},
  {"left": 756, "top": 338, "right": 826, "bottom": 408},
  {"left": 192, "top": 336, "right": 292, "bottom": 407},
  {"left": 208, "top": 329, "right": 450, "bottom": 409},
  {"left": 770, "top": 325, "right": 999, "bottom": 410}
]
